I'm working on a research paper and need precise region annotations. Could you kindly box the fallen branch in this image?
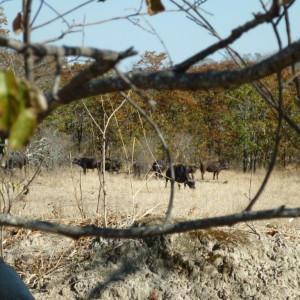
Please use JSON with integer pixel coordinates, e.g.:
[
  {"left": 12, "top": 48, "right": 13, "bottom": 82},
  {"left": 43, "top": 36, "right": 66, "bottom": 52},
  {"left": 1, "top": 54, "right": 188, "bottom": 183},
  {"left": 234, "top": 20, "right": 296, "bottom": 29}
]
[{"left": 0, "top": 206, "right": 299, "bottom": 239}]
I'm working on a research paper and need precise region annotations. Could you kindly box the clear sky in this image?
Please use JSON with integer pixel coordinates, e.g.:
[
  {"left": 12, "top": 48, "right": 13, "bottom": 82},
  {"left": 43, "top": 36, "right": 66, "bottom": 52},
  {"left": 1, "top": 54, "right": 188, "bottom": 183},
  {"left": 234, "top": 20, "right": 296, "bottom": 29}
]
[{"left": 2, "top": 0, "right": 300, "bottom": 70}]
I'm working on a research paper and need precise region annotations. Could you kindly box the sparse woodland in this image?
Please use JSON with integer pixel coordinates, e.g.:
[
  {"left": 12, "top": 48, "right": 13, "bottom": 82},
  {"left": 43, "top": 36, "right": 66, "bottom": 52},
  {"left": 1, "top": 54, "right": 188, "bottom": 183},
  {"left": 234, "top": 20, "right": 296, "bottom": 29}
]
[{"left": 0, "top": 1, "right": 300, "bottom": 298}]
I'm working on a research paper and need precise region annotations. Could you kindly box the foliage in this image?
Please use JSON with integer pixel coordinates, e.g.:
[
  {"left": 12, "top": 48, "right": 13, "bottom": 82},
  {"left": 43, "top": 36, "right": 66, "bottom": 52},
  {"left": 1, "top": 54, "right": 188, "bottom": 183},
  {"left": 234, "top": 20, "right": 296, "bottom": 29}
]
[
  {"left": 0, "top": 71, "right": 47, "bottom": 149},
  {"left": 0, "top": 6, "right": 8, "bottom": 36},
  {"left": 39, "top": 52, "right": 300, "bottom": 169}
]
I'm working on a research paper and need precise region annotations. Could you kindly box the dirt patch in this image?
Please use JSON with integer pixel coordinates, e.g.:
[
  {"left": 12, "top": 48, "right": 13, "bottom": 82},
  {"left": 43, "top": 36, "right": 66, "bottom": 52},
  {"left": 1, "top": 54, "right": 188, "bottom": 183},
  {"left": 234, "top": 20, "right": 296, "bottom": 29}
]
[{"left": 3, "top": 219, "right": 300, "bottom": 300}]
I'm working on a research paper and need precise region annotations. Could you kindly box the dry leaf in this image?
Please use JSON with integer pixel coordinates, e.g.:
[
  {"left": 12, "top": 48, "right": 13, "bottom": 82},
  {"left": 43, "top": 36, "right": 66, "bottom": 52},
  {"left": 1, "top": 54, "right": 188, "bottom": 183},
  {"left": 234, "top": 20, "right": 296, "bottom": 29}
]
[
  {"left": 149, "top": 291, "right": 158, "bottom": 300},
  {"left": 12, "top": 12, "right": 23, "bottom": 35},
  {"left": 266, "top": 230, "right": 279, "bottom": 237},
  {"left": 146, "top": 0, "right": 165, "bottom": 16},
  {"left": 281, "top": 0, "right": 293, "bottom": 5}
]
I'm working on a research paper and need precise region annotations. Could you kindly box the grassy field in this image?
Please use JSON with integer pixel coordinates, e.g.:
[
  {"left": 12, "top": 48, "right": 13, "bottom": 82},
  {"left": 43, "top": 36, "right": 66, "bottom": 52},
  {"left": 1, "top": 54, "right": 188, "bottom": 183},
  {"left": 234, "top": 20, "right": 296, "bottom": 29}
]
[
  {"left": 5, "top": 166, "right": 299, "bottom": 229},
  {"left": 1, "top": 166, "right": 299, "bottom": 300}
]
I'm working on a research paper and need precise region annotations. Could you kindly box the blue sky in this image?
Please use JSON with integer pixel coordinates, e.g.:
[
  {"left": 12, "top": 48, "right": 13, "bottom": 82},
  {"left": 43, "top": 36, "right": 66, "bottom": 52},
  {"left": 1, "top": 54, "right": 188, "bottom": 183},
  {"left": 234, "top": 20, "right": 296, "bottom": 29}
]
[{"left": 2, "top": 0, "right": 300, "bottom": 70}]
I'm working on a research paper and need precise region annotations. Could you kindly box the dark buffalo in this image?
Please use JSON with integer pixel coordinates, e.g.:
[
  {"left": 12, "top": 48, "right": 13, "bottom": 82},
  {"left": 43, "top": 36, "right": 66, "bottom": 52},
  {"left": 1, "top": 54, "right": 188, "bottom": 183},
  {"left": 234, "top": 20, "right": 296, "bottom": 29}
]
[
  {"left": 133, "top": 161, "right": 148, "bottom": 178},
  {"left": 73, "top": 156, "right": 100, "bottom": 174},
  {"left": 200, "top": 160, "right": 229, "bottom": 180},
  {"left": 186, "top": 165, "right": 197, "bottom": 179},
  {"left": 105, "top": 158, "right": 122, "bottom": 173},
  {"left": 152, "top": 160, "right": 166, "bottom": 178},
  {"left": 165, "top": 164, "right": 195, "bottom": 189},
  {"left": 4, "top": 152, "right": 28, "bottom": 170}
]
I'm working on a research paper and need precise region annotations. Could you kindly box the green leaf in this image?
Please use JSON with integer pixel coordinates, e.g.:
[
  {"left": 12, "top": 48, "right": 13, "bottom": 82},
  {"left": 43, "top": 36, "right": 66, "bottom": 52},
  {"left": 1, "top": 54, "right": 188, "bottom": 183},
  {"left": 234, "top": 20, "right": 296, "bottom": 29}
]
[
  {"left": 0, "top": 70, "right": 47, "bottom": 149},
  {"left": 0, "top": 71, "right": 20, "bottom": 130},
  {"left": 19, "top": 79, "right": 48, "bottom": 113},
  {"left": 9, "top": 108, "right": 36, "bottom": 149}
]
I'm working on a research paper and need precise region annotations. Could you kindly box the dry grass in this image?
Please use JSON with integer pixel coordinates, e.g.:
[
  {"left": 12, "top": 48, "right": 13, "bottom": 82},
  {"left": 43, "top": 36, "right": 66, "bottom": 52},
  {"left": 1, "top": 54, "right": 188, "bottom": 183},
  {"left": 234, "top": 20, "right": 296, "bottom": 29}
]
[
  {"left": 4, "top": 166, "right": 299, "bottom": 230},
  {"left": 1, "top": 166, "right": 299, "bottom": 298}
]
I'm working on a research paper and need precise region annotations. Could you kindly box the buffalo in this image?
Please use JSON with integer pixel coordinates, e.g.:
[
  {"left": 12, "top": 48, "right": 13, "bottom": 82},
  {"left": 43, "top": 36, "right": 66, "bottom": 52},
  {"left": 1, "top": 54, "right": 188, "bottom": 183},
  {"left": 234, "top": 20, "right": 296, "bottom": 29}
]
[
  {"left": 4, "top": 152, "right": 28, "bottom": 170},
  {"left": 186, "top": 165, "right": 197, "bottom": 179},
  {"left": 152, "top": 159, "right": 166, "bottom": 178},
  {"left": 200, "top": 160, "right": 229, "bottom": 180},
  {"left": 133, "top": 161, "right": 148, "bottom": 178},
  {"left": 73, "top": 156, "right": 100, "bottom": 174},
  {"left": 105, "top": 158, "right": 122, "bottom": 173},
  {"left": 165, "top": 164, "right": 195, "bottom": 189}
]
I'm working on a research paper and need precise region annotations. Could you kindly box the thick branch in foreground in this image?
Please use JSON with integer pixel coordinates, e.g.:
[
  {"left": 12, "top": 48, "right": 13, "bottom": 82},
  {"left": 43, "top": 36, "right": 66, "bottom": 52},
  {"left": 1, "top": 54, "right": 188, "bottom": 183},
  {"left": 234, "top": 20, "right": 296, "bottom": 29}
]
[
  {"left": 51, "top": 38, "right": 300, "bottom": 105},
  {"left": 38, "top": 47, "right": 136, "bottom": 119},
  {"left": 0, "top": 206, "right": 299, "bottom": 239}
]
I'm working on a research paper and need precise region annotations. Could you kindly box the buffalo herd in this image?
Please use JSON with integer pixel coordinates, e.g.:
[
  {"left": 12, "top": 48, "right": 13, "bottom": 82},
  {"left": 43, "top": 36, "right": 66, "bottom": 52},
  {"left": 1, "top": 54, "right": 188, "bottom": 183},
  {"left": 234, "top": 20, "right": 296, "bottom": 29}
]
[
  {"left": 72, "top": 156, "right": 229, "bottom": 190},
  {"left": 0, "top": 148, "right": 229, "bottom": 191}
]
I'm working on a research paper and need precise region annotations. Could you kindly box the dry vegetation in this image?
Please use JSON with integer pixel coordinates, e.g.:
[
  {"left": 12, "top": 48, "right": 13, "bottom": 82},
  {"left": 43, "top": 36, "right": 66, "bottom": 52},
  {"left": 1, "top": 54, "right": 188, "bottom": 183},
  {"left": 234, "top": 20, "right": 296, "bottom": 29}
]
[
  {"left": 4, "top": 166, "right": 300, "bottom": 227},
  {"left": 1, "top": 167, "right": 300, "bottom": 299}
]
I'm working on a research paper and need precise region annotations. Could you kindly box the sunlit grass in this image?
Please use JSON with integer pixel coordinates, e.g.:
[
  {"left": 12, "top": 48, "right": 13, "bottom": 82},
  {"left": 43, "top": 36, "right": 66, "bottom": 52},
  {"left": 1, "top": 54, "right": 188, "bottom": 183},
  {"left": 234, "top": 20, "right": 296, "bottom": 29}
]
[{"left": 9, "top": 166, "right": 300, "bottom": 229}]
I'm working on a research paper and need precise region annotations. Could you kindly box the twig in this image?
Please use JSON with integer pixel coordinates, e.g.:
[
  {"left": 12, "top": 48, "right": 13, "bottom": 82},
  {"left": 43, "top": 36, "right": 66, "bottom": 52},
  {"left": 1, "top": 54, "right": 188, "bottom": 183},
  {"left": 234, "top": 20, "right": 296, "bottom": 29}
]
[
  {"left": 134, "top": 203, "right": 161, "bottom": 222},
  {"left": 115, "top": 67, "right": 174, "bottom": 224}
]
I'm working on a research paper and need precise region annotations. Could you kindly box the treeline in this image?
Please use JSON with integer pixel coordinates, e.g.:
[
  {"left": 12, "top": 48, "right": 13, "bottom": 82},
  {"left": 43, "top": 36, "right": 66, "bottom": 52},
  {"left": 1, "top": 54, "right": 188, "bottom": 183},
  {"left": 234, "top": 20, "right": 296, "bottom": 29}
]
[
  {"left": 37, "top": 52, "right": 300, "bottom": 171},
  {"left": 0, "top": 6, "right": 298, "bottom": 171}
]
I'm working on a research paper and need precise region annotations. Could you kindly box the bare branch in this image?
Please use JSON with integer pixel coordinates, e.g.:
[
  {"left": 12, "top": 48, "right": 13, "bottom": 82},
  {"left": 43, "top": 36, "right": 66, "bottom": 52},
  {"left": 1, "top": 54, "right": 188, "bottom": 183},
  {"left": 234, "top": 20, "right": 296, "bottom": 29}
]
[
  {"left": 113, "top": 67, "right": 175, "bottom": 224},
  {"left": 283, "top": 4, "right": 300, "bottom": 102},
  {"left": 39, "top": 47, "right": 136, "bottom": 116},
  {"left": 0, "top": 35, "right": 137, "bottom": 62},
  {"left": 118, "top": 89, "right": 175, "bottom": 225},
  {"left": 244, "top": 2, "right": 284, "bottom": 211},
  {"left": 0, "top": 206, "right": 299, "bottom": 239},
  {"left": 245, "top": 72, "right": 284, "bottom": 211},
  {"left": 23, "top": 0, "right": 34, "bottom": 81},
  {"left": 172, "top": 0, "right": 280, "bottom": 72},
  {"left": 31, "top": 0, "right": 95, "bottom": 31},
  {"left": 62, "top": 39, "right": 300, "bottom": 97}
]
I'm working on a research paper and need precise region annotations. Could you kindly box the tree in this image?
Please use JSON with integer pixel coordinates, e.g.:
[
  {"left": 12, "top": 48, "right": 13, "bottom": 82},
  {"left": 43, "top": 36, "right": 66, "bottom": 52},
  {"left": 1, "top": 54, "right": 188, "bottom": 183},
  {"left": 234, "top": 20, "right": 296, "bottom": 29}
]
[{"left": 0, "top": 0, "right": 299, "bottom": 238}]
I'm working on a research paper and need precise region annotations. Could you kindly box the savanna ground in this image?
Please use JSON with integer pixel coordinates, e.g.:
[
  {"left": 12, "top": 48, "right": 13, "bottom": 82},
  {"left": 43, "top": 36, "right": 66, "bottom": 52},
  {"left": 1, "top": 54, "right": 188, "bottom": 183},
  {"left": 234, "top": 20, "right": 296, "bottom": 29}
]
[{"left": 1, "top": 166, "right": 300, "bottom": 299}]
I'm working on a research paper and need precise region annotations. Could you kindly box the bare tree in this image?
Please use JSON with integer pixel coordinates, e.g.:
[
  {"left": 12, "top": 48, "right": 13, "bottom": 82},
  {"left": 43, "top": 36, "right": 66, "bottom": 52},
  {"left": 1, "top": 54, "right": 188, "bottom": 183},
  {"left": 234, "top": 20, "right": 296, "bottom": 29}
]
[
  {"left": 82, "top": 97, "right": 126, "bottom": 226},
  {"left": 0, "top": 0, "right": 299, "bottom": 237}
]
